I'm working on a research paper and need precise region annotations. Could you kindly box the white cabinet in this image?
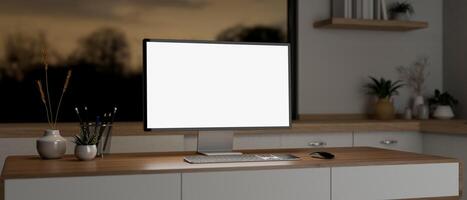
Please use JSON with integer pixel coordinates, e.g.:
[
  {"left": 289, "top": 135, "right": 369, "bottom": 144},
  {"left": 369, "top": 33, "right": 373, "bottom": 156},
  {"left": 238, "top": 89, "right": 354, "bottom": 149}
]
[
  {"left": 5, "top": 173, "right": 181, "bottom": 200},
  {"left": 353, "top": 131, "right": 423, "bottom": 153},
  {"left": 182, "top": 168, "right": 331, "bottom": 200},
  {"left": 332, "top": 163, "right": 459, "bottom": 200},
  {"left": 423, "top": 133, "right": 467, "bottom": 200},
  {"left": 281, "top": 132, "right": 352, "bottom": 148},
  {"left": 4, "top": 163, "right": 459, "bottom": 200}
]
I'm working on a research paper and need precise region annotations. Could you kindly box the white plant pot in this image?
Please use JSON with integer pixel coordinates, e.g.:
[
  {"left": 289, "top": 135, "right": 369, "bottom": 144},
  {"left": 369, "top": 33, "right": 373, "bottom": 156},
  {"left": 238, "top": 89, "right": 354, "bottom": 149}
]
[
  {"left": 392, "top": 12, "right": 411, "bottom": 21},
  {"left": 75, "top": 145, "right": 97, "bottom": 161},
  {"left": 433, "top": 105, "right": 455, "bottom": 120},
  {"left": 36, "top": 129, "right": 67, "bottom": 159}
]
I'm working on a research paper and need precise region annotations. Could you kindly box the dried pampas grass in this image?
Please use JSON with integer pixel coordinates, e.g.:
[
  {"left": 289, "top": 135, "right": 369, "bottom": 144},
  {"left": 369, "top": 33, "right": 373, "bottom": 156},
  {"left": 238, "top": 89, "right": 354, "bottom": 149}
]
[{"left": 35, "top": 48, "right": 73, "bottom": 129}]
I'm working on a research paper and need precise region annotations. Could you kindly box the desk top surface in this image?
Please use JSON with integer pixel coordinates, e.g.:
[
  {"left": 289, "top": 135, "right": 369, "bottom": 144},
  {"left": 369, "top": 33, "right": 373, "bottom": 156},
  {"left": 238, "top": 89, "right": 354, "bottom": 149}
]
[{"left": 1, "top": 147, "right": 457, "bottom": 179}]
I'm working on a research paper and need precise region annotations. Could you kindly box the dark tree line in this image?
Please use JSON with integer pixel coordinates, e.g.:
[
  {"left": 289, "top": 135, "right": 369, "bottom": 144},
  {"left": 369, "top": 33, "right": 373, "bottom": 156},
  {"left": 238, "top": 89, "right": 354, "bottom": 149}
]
[
  {"left": 217, "top": 25, "right": 286, "bottom": 43},
  {"left": 0, "top": 27, "right": 140, "bottom": 122},
  {"left": 0, "top": 25, "right": 286, "bottom": 122}
]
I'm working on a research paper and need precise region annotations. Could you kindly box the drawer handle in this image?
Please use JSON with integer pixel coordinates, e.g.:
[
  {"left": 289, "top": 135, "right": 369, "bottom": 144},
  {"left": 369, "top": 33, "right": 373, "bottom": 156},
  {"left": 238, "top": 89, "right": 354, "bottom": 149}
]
[
  {"left": 380, "top": 140, "right": 398, "bottom": 145},
  {"left": 308, "top": 141, "right": 327, "bottom": 147}
]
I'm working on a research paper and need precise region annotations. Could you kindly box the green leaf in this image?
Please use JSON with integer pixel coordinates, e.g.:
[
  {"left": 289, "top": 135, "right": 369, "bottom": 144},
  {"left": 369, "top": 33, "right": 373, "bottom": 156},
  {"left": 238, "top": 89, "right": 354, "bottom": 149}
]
[{"left": 366, "top": 77, "right": 404, "bottom": 98}]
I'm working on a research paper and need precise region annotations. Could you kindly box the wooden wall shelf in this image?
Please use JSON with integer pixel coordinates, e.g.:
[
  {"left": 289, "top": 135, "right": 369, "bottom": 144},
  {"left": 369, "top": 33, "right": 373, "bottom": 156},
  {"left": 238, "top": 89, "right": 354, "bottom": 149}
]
[{"left": 314, "top": 18, "right": 428, "bottom": 31}]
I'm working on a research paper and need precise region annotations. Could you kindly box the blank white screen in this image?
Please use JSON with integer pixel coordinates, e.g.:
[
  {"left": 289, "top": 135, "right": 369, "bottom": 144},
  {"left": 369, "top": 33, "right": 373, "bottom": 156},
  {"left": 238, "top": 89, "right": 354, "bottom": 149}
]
[{"left": 145, "top": 41, "right": 290, "bottom": 129}]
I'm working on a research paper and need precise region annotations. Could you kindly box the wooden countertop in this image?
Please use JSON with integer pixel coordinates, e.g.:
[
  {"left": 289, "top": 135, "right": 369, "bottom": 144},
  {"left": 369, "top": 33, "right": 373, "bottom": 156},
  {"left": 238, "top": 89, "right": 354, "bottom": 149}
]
[{"left": 1, "top": 147, "right": 458, "bottom": 179}]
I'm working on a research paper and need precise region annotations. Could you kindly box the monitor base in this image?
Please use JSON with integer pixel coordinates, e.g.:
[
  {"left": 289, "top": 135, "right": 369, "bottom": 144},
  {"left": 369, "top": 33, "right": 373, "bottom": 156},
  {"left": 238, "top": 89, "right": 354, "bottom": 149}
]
[{"left": 197, "top": 131, "right": 241, "bottom": 155}]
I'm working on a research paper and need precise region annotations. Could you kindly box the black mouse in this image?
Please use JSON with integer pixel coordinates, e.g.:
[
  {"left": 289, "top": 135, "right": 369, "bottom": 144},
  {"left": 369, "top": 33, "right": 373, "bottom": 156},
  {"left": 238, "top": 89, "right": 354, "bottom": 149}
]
[{"left": 310, "top": 151, "right": 335, "bottom": 159}]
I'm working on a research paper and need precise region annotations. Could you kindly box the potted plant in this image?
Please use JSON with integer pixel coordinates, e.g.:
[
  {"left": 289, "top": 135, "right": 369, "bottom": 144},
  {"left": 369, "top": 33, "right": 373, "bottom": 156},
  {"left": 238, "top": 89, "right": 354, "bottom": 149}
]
[
  {"left": 366, "top": 77, "right": 404, "bottom": 120},
  {"left": 388, "top": 1, "right": 415, "bottom": 21},
  {"left": 428, "top": 89, "right": 458, "bottom": 119},
  {"left": 73, "top": 124, "right": 99, "bottom": 161},
  {"left": 35, "top": 49, "right": 72, "bottom": 159}
]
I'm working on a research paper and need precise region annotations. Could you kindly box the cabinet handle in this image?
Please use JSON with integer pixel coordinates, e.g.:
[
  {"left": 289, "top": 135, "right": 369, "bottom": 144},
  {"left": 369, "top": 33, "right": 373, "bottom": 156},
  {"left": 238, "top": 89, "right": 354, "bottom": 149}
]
[
  {"left": 380, "top": 140, "right": 398, "bottom": 145},
  {"left": 308, "top": 141, "right": 327, "bottom": 147}
]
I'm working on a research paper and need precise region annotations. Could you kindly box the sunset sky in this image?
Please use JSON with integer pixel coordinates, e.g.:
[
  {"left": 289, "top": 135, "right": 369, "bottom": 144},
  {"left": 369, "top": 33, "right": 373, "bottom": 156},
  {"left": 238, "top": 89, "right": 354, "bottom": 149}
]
[{"left": 0, "top": 0, "right": 287, "bottom": 72}]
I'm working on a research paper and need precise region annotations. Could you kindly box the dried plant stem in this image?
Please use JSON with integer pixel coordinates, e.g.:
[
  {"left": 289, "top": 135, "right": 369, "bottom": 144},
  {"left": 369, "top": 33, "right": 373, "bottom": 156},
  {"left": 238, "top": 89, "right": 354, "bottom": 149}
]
[
  {"left": 397, "top": 57, "right": 430, "bottom": 96},
  {"left": 36, "top": 80, "right": 52, "bottom": 127},
  {"left": 43, "top": 50, "right": 54, "bottom": 129},
  {"left": 37, "top": 49, "right": 72, "bottom": 129},
  {"left": 53, "top": 70, "right": 72, "bottom": 128}
]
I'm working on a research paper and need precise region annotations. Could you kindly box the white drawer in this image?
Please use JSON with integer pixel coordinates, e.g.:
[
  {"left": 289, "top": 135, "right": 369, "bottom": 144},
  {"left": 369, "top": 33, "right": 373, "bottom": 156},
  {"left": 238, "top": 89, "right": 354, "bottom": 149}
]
[
  {"left": 182, "top": 168, "right": 330, "bottom": 200},
  {"left": 353, "top": 131, "right": 422, "bottom": 153},
  {"left": 332, "top": 163, "right": 459, "bottom": 200},
  {"left": 281, "top": 132, "right": 352, "bottom": 148},
  {"left": 6, "top": 173, "right": 181, "bottom": 200}
]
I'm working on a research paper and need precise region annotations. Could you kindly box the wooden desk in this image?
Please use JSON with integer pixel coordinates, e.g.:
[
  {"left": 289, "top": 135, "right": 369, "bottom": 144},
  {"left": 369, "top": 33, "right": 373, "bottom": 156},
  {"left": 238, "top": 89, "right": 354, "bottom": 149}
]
[{"left": 1, "top": 147, "right": 461, "bottom": 200}]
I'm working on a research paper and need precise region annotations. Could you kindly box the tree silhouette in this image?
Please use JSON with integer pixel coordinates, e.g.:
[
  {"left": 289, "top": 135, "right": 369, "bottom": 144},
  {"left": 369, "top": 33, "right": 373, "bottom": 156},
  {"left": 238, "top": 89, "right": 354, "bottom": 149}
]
[
  {"left": 70, "top": 27, "right": 130, "bottom": 74},
  {"left": 216, "top": 25, "right": 286, "bottom": 43},
  {"left": 2, "top": 32, "right": 48, "bottom": 81}
]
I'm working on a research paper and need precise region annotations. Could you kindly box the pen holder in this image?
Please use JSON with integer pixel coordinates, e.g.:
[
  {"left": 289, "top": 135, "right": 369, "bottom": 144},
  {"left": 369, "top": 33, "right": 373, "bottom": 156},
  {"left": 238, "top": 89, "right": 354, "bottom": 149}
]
[
  {"left": 98, "top": 123, "right": 113, "bottom": 156},
  {"left": 85, "top": 122, "right": 113, "bottom": 157},
  {"left": 74, "top": 106, "right": 117, "bottom": 158}
]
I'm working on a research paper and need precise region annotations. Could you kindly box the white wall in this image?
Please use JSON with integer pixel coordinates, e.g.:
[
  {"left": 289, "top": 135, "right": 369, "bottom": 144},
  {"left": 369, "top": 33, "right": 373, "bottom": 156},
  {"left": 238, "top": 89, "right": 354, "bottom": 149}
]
[
  {"left": 444, "top": 0, "right": 467, "bottom": 118},
  {"left": 297, "top": 0, "right": 443, "bottom": 114}
]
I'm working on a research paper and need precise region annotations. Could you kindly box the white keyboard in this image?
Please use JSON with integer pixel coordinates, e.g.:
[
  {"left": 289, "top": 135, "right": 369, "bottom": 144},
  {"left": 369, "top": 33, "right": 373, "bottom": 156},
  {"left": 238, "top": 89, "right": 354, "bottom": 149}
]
[{"left": 184, "top": 154, "right": 300, "bottom": 164}]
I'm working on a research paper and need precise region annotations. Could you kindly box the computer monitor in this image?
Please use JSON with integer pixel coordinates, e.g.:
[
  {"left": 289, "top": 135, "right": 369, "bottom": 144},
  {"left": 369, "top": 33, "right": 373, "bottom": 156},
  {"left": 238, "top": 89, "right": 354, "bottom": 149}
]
[{"left": 143, "top": 39, "right": 290, "bottom": 155}]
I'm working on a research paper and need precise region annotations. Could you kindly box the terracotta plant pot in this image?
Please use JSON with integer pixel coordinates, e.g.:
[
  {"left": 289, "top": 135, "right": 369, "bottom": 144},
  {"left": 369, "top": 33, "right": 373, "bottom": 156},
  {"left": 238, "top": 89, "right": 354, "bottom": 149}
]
[{"left": 374, "top": 98, "right": 395, "bottom": 120}]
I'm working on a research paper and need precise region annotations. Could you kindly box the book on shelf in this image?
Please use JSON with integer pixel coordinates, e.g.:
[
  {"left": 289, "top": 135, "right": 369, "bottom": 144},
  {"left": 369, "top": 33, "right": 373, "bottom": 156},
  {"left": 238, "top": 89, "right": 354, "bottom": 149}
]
[
  {"left": 332, "top": 0, "right": 353, "bottom": 18},
  {"left": 345, "top": 0, "right": 352, "bottom": 18},
  {"left": 381, "top": 0, "right": 388, "bottom": 20},
  {"left": 335, "top": 0, "right": 387, "bottom": 20},
  {"left": 374, "top": 0, "right": 382, "bottom": 20},
  {"left": 353, "top": 0, "right": 363, "bottom": 19},
  {"left": 362, "top": 0, "right": 374, "bottom": 19}
]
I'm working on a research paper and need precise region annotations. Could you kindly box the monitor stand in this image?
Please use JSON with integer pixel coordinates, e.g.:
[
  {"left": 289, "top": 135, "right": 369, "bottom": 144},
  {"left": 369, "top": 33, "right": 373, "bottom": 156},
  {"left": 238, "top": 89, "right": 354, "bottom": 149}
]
[{"left": 197, "top": 131, "right": 243, "bottom": 156}]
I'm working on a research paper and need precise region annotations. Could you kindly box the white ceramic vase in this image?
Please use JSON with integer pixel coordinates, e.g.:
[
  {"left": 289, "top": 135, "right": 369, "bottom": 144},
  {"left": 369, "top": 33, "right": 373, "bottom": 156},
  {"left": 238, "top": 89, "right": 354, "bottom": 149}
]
[
  {"left": 412, "top": 95, "right": 425, "bottom": 118},
  {"left": 75, "top": 145, "right": 97, "bottom": 161},
  {"left": 418, "top": 105, "right": 430, "bottom": 120},
  {"left": 433, "top": 105, "right": 455, "bottom": 120},
  {"left": 36, "top": 129, "right": 67, "bottom": 159}
]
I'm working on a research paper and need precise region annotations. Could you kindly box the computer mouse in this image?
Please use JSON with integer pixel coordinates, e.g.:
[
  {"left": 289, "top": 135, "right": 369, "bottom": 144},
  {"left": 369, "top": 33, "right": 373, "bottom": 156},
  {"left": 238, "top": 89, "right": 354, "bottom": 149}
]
[{"left": 310, "top": 151, "right": 335, "bottom": 159}]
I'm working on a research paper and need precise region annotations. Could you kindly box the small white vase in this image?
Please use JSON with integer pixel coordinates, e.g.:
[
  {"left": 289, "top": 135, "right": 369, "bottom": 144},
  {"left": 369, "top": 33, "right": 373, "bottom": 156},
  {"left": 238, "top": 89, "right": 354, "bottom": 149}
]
[
  {"left": 433, "top": 105, "right": 455, "bottom": 120},
  {"left": 75, "top": 145, "right": 97, "bottom": 161},
  {"left": 412, "top": 95, "right": 425, "bottom": 118},
  {"left": 418, "top": 105, "right": 430, "bottom": 120},
  {"left": 36, "top": 129, "right": 67, "bottom": 159}
]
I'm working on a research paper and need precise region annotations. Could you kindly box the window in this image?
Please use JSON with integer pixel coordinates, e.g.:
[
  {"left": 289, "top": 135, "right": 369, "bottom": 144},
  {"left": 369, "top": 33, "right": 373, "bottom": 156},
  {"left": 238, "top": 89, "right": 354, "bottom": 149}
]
[{"left": 0, "top": 0, "right": 295, "bottom": 122}]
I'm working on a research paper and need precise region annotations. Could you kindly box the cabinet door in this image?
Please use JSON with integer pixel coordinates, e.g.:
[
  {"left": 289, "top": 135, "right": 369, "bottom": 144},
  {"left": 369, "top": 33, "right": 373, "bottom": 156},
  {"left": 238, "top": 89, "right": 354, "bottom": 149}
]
[
  {"left": 353, "top": 131, "right": 422, "bottom": 153},
  {"left": 5, "top": 174, "right": 181, "bottom": 200},
  {"left": 281, "top": 132, "right": 352, "bottom": 148},
  {"left": 331, "top": 163, "right": 459, "bottom": 200},
  {"left": 182, "top": 168, "right": 330, "bottom": 200}
]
